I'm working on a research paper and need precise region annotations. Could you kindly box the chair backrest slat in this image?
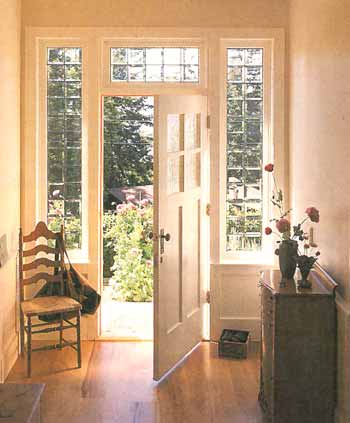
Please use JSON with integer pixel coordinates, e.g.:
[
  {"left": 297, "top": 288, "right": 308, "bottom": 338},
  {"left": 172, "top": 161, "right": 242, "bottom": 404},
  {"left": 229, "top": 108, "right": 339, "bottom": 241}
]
[
  {"left": 23, "top": 221, "right": 57, "bottom": 243},
  {"left": 23, "top": 245, "right": 57, "bottom": 258},
  {"left": 19, "top": 221, "right": 65, "bottom": 300},
  {"left": 23, "top": 258, "right": 61, "bottom": 272},
  {"left": 23, "top": 272, "right": 63, "bottom": 286}
]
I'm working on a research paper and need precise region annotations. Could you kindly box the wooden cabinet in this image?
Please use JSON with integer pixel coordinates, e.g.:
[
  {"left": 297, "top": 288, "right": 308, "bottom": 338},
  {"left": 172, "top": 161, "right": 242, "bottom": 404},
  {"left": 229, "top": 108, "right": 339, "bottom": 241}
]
[
  {"left": 259, "top": 269, "right": 337, "bottom": 423},
  {"left": 0, "top": 384, "right": 45, "bottom": 423}
]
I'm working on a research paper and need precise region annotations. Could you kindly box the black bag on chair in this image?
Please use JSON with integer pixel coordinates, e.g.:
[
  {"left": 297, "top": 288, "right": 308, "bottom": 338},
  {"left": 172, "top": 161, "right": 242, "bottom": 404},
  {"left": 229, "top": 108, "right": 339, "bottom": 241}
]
[{"left": 36, "top": 235, "right": 101, "bottom": 322}]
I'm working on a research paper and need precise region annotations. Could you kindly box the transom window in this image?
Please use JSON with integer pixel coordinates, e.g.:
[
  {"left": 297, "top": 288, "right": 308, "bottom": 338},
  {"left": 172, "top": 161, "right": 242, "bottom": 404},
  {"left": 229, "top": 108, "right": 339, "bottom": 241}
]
[
  {"left": 226, "top": 48, "right": 264, "bottom": 252},
  {"left": 46, "top": 47, "right": 83, "bottom": 250},
  {"left": 110, "top": 47, "right": 199, "bottom": 83}
]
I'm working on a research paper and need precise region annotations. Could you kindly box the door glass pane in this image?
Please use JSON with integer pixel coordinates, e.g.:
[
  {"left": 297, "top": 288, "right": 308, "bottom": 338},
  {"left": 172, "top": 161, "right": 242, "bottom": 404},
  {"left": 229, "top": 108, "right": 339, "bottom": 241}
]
[
  {"left": 184, "top": 113, "right": 196, "bottom": 150},
  {"left": 167, "top": 157, "right": 179, "bottom": 194},
  {"left": 185, "top": 151, "right": 200, "bottom": 190},
  {"left": 167, "top": 115, "right": 180, "bottom": 153}
]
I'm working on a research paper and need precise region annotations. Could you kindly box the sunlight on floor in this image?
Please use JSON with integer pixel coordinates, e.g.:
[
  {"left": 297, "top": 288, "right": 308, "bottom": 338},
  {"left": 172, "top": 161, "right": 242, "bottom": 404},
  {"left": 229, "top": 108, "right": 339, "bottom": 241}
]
[{"left": 101, "top": 287, "right": 153, "bottom": 339}]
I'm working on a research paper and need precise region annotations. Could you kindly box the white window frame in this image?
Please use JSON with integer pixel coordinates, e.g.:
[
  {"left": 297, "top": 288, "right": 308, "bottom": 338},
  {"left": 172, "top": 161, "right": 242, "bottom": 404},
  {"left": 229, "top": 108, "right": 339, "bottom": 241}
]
[
  {"left": 37, "top": 39, "right": 89, "bottom": 261},
  {"left": 218, "top": 36, "right": 284, "bottom": 264}
]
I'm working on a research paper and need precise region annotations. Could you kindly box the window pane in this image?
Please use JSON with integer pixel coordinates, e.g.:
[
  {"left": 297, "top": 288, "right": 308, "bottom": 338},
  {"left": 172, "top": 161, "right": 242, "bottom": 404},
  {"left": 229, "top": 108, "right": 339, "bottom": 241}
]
[
  {"left": 110, "top": 47, "right": 199, "bottom": 83},
  {"left": 164, "top": 65, "right": 181, "bottom": 81},
  {"left": 111, "top": 48, "right": 127, "bottom": 64},
  {"left": 129, "top": 48, "right": 144, "bottom": 65},
  {"left": 129, "top": 65, "right": 145, "bottom": 81},
  {"left": 146, "top": 48, "right": 162, "bottom": 64},
  {"left": 112, "top": 64, "right": 128, "bottom": 81},
  {"left": 226, "top": 48, "right": 264, "bottom": 252},
  {"left": 146, "top": 65, "right": 162, "bottom": 82},
  {"left": 183, "top": 48, "right": 199, "bottom": 65},
  {"left": 47, "top": 47, "right": 83, "bottom": 249},
  {"left": 184, "top": 65, "right": 199, "bottom": 82}
]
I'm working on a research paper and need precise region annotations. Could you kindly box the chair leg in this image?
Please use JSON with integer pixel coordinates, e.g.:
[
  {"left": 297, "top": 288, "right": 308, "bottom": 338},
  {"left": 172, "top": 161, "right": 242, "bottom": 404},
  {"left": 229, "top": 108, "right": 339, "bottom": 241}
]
[
  {"left": 76, "top": 311, "right": 81, "bottom": 368},
  {"left": 27, "top": 316, "right": 32, "bottom": 378},
  {"left": 59, "top": 313, "right": 63, "bottom": 349},
  {"left": 20, "top": 311, "right": 25, "bottom": 357}
]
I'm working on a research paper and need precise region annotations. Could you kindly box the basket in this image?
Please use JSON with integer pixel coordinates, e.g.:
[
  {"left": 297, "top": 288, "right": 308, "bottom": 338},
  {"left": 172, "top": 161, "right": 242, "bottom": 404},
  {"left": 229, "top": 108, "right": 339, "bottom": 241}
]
[{"left": 218, "top": 329, "right": 250, "bottom": 359}]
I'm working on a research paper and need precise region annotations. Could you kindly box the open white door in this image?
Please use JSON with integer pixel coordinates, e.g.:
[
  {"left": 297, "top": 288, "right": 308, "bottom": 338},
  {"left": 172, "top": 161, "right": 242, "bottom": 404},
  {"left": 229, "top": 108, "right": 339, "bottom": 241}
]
[{"left": 153, "top": 95, "right": 208, "bottom": 380}]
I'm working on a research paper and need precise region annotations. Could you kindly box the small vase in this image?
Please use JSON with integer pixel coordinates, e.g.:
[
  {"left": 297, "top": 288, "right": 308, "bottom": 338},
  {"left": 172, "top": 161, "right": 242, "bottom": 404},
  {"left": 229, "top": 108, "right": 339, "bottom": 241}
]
[
  {"left": 278, "top": 239, "right": 298, "bottom": 280},
  {"left": 297, "top": 268, "right": 312, "bottom": 289}
]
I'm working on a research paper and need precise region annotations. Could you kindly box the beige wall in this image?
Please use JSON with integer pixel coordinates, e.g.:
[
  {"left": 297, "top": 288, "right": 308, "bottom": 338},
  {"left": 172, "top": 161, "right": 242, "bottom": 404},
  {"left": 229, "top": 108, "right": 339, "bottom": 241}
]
[
  {"left": 289, "top": 1, "right": 350, "bottom": 421},
  {"left": 289, "top": 0, "right": 350, "bottom": 300},
  {"left": 0, "top": 0, "right": 21, "bottom": 381},
  {"left": 22, "top": 0, "right": 288, "bottom": 28}
]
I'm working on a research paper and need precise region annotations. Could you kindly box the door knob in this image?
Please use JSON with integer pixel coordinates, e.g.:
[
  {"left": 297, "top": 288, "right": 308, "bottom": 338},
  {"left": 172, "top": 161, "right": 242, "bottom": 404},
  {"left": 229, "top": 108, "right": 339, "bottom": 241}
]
[{"left": 160, "top": 233, "right": 171, "bottom": 242}]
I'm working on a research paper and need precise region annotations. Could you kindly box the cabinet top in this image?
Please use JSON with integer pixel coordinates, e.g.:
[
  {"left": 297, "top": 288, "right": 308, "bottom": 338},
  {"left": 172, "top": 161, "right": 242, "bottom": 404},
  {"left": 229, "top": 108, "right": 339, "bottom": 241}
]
[{"left": 260, "top": 268, "right": 337, "bottom": 297}]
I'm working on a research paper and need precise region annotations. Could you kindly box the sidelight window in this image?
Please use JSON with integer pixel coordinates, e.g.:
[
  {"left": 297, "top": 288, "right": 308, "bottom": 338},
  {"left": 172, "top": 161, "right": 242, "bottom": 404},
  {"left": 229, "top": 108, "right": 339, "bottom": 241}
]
[
  {"left": 46, "top": 47, "right": 83, "bottom": 250},
  {"left": 226, "top": 48, "right": 264, "bottom": 252}
]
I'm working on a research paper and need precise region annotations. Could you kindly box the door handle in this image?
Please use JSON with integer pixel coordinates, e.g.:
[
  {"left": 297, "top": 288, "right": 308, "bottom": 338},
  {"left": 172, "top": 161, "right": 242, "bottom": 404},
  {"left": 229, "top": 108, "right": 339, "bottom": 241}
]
[
  {"left": 160, "top": 229, "right": 171, "bottom": 254},
  {"left": 148, "top": 232, "right": 170, "bottom": 241}
]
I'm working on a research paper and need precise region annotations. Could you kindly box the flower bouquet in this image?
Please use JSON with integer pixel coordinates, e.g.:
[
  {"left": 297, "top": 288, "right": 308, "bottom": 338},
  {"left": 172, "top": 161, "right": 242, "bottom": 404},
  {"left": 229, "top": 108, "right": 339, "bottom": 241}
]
[{"left": 264, "top": 164, "right": 321, "bottom": 287}]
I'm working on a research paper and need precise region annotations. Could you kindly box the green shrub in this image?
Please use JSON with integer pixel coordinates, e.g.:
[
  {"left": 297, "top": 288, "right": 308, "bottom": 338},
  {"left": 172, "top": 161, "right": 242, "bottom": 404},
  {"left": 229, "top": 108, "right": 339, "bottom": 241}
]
[
  {"left": 103, "top": 199, "right": 153, "bottom": 302},
  {"left": 48, "top": 213, "right": 81, "bottom": 250}
]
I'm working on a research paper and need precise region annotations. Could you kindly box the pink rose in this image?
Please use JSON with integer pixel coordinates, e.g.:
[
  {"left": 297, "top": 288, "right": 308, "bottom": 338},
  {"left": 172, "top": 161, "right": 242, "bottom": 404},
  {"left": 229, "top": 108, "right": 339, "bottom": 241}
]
[
  {"left": 305, "top": 207, "right": 320, "bottom": 223},
  {"left": 265, "top": 227, "right": 272, "bottom": 235},
  {"left": 130, "top": 248, "right": 139, "bottom": 256},
  {"left": 146, "top": 259, "right": 152, "bottom": 267},
  {"left": 264, "top": 163, "right": 274, "bottom": 172},
  {"left": 276, "top": 218, "right": 291, "bottom": 234},
  {"left": 140, "top": 199, "right": 149, "bottom": 207}
]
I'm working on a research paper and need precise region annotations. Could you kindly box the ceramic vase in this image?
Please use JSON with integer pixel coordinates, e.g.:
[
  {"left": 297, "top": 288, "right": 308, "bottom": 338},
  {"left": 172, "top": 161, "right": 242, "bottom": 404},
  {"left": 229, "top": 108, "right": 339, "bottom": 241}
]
[{"left": 278, "top": 239, "right": 298, "bottom": 280}]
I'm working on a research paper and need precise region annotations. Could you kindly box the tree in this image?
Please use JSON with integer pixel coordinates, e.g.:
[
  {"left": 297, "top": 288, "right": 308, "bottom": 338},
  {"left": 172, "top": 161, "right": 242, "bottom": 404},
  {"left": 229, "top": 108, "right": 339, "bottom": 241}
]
[{"left": 103, "top": 96, "right": 153, "bottom": 210}]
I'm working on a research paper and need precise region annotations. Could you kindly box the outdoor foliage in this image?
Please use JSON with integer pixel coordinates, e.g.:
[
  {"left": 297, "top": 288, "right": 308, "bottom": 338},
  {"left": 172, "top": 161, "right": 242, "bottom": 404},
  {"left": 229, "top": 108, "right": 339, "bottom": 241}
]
[
  {"left": 48, "top": 201, "right": 81, "bottom": 250},
  {"left": 103, "top": 199, "right": 153, "bottom": 302}
]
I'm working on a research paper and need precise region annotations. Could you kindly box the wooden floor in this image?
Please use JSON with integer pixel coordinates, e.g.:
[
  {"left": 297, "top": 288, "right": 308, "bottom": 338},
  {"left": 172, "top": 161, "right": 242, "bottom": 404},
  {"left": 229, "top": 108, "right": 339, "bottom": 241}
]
[{"left": 7, "top": 341, "right": 264, "bottom": 423}]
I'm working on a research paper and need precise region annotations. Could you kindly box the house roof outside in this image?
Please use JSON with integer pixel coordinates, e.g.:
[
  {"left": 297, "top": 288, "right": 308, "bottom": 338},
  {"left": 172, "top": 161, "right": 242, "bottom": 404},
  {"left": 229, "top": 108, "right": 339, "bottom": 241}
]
[{"left": 109, "top": 185, "right": 153, "bottom": 204}]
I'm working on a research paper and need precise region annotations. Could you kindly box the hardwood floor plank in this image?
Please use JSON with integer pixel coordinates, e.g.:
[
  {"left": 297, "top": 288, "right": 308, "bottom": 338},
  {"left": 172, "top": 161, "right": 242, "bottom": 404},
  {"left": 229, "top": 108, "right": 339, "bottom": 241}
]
[{"left": 6, "top": 341, "right": 263, "bottom": 423}]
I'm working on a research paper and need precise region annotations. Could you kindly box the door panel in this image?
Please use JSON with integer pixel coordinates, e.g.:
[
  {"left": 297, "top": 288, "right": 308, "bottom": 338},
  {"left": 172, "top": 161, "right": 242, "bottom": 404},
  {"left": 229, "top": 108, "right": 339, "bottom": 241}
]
[{"left": 153, "top": 95, "right": 207, "bottom": 380}]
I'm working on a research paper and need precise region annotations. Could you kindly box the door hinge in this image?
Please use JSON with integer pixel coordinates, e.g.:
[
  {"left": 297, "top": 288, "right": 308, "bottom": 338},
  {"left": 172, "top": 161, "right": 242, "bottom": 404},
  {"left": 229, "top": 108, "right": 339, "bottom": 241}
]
[
  {"left": 206, "top": 203, "right": 211, "bottom": 216},
  {"left": 206, "top": 291, "right": 211, "bottom": 303},
  {"left": 206, "top": 115, "right": 211, "bottom": 129}
]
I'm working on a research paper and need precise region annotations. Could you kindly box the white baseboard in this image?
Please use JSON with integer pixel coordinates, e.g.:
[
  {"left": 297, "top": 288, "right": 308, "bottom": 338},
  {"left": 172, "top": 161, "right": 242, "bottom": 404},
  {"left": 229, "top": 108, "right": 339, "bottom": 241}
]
[
  {"left": 2, "top": 332, "right": 18, "bottom": 382},
  {"left": 211, "top": 317, "right": 261, "bottom": 342}
]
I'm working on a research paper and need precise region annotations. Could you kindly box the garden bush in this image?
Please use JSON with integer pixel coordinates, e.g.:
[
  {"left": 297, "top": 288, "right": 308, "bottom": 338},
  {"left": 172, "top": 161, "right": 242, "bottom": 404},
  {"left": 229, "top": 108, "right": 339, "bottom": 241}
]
[{"left": 103, "top": 198, "right": 153, "bottom": 302}]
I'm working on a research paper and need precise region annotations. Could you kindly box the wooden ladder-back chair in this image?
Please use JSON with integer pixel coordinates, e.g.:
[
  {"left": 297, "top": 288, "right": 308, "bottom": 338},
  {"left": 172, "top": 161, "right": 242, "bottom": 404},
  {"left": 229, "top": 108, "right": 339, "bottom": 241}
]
[{"left": 19, "top": 221, "right": 82, "bottom": 377}]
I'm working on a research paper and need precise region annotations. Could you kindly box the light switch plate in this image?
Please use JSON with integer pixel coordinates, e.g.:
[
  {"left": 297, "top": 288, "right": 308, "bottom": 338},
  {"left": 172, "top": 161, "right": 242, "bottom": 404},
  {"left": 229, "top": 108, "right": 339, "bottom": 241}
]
[{"left": 0, "top": 234, "right": 8, "bottom": 267}]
